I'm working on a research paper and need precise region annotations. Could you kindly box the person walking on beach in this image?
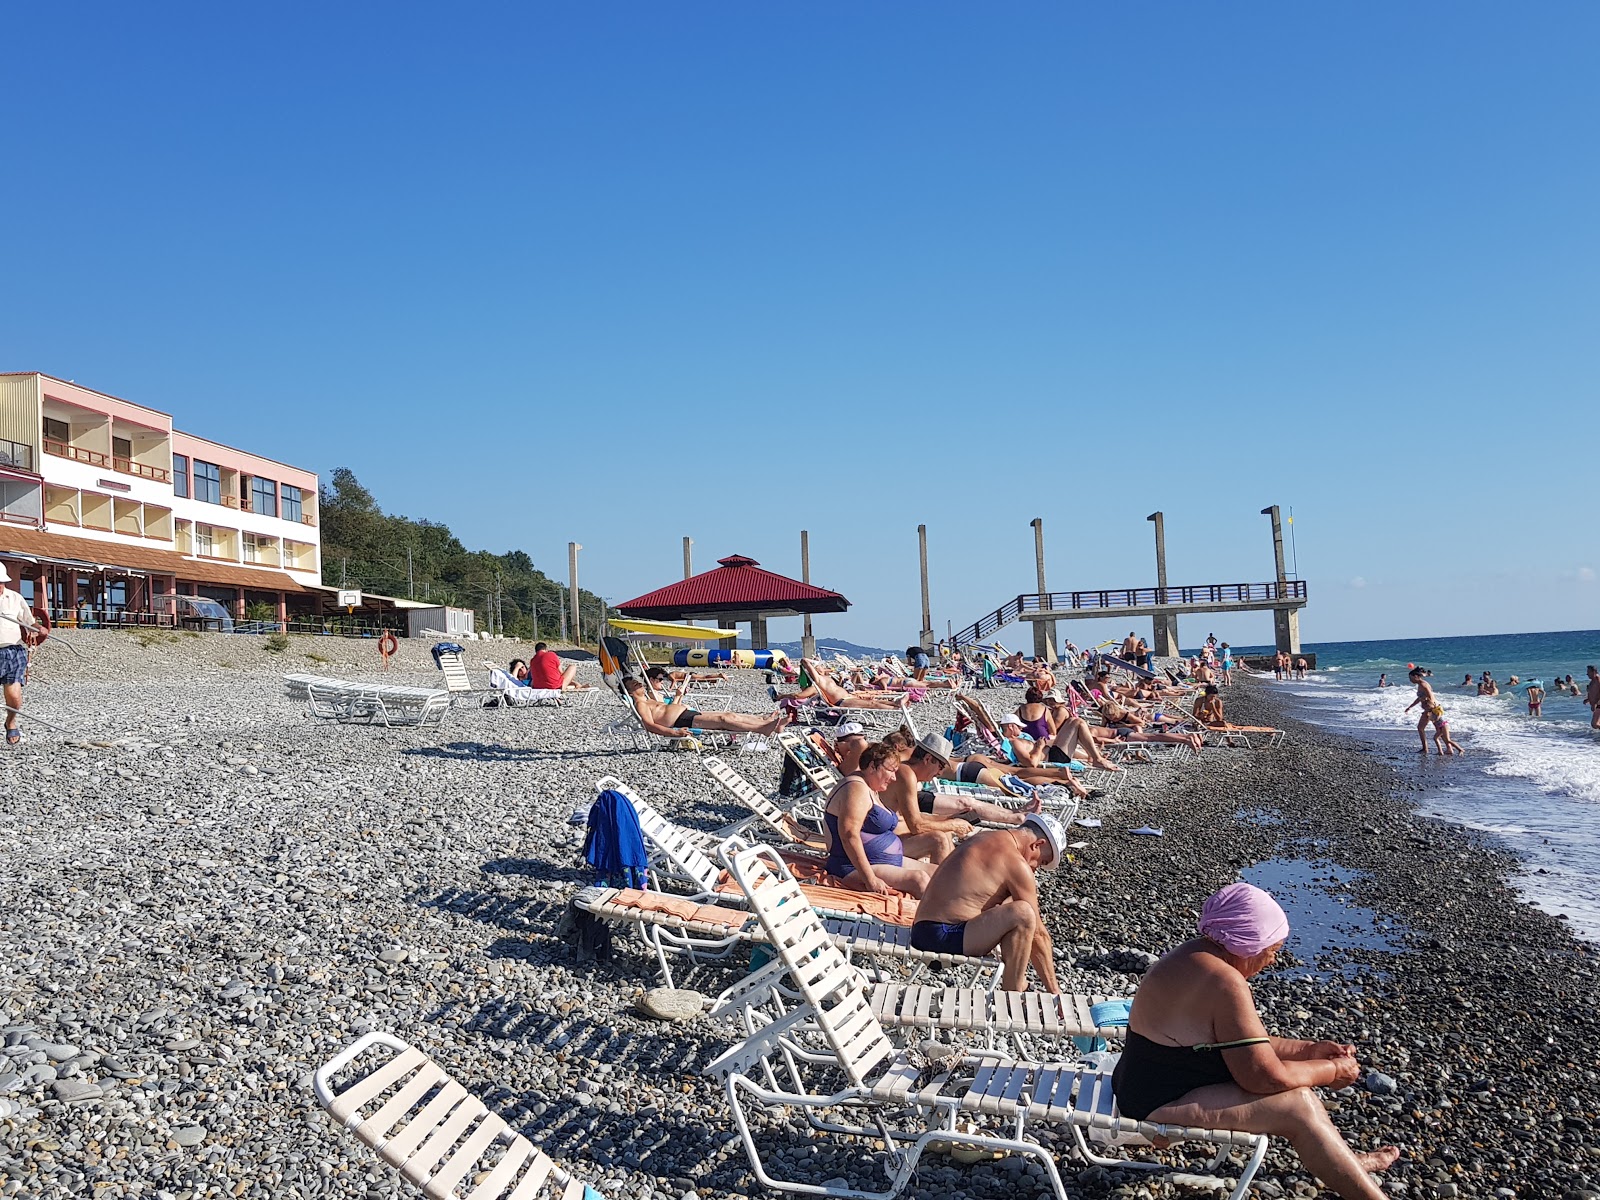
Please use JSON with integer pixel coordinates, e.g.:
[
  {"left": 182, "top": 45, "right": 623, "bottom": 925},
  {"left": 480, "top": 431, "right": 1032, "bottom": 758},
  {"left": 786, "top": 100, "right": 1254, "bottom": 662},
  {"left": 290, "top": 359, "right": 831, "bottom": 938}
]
[
  {"left": 1404, "top": 667, "right": 1443, "bottom": 754},
  {"left": 1295, "top": 657, "right": 1309, "bottom": 680},
  {"left": 1586, "top": 666, "right": 1600, "bottom": 729},
  {"left": 0, "top": 564, "right": 39, "bottom": 746}
]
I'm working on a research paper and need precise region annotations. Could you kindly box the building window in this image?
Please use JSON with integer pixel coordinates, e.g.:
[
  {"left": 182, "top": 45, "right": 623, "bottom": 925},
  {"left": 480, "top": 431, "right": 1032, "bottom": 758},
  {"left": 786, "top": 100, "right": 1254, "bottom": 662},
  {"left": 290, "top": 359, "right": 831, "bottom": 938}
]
[
  {"left": 43, "top": 417, "right": 69, "bottom": 445},
  {"left": 251, "top": 476, "right": 277, "bottom": 517},
  {"left": 243, "top": 532, "right": 259, "bottom": 563},
  {"left": 281, "top": 485, "right": 302, "bottom": 523},
  {"left": 112, "top": 436, "right": 132, "bottom": 463},
  {"left": 195, "top": 524, "right": 214, "bottom": 557},
  {"left": 173, "top": 454, "right": 189, "bottom": 498},
  {"left": 194, "top": 460, "right": 220, "bottom": 505}
]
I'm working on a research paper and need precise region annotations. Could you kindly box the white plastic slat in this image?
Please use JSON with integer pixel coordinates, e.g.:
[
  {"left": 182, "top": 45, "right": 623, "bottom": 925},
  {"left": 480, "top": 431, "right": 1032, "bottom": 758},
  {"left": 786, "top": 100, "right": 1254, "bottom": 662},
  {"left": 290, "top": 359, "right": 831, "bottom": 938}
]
[
  {"left": 328, "top": 1047, "right": 430, "bottom": 1125},
  {"left": 384, "top": 1080, "right": 468, "bottom": 1161},
  {"left": 461, "top": 1137, "right": 536, "bottom": 1200},
  {"left": 363, "top": 1061, "right": 451, "bottom": 1144},
  {"left": 423, "top": 1112, "right": 505, "bottom": 1198}
]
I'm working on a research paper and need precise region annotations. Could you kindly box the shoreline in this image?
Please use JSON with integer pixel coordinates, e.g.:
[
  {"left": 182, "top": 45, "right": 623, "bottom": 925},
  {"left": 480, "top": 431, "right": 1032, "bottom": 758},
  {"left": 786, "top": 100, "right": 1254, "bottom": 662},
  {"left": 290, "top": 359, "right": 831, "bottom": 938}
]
[{"left": 0, "top": 637, "right": 1595, "bottom": 1198}]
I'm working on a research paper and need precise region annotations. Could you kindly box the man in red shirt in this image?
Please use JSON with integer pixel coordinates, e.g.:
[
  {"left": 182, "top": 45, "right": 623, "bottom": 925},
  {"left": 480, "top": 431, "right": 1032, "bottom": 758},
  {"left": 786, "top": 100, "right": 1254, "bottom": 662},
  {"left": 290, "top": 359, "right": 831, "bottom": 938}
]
[{"left": 528, "top": 642, "right": 590, "bottom": 692}]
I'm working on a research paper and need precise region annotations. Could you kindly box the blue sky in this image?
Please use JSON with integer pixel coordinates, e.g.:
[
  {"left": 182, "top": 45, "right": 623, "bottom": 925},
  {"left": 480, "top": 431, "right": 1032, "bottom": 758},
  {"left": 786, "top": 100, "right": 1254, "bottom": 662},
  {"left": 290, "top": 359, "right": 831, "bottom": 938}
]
[{"left": 4, "top": 3, "right": 1596, "bottom": 651}]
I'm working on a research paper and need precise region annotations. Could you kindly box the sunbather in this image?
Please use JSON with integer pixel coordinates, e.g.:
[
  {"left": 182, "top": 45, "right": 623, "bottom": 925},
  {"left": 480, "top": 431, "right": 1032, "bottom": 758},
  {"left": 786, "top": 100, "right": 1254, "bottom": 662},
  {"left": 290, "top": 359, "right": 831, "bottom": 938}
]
[
  {"left": 623, "top": 677, "right": 790, "bottom": 737},
  {"left": 910, "top": 812, "right": 1067, "bottom": 993},
  {"left": 1113, "top": 883, "right": 1399, "bottom": 1199},
  {"left": 823, "top": 742, "right": 940, "bottom": 897},
  {"left": 880, "top": 730, "right": 1045, "bottom": 828},
  {"left": 996, "top": 711, "right": 1121, "bottom": 774},
  {"left": 773, "top": 658, "right": 909, "bottom": 709},
  {"left": 1192, "top": 685, "right": 1281, "bottom": 735}
]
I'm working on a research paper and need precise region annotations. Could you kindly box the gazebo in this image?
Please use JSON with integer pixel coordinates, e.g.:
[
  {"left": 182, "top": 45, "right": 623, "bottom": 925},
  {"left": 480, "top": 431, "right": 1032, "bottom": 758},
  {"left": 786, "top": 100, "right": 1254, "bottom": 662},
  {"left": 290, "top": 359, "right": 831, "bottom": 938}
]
[{"left": 614, "top": 554, "right": 849, "bottom": 651}]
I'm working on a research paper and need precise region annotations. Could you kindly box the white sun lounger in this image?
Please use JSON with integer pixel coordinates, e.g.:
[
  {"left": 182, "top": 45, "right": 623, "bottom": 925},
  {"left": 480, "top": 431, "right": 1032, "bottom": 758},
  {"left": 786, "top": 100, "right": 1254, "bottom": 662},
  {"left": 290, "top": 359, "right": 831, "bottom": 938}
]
[
  {"left": 285, "top": 674, "right": 451, "bottom": 728},
  {"left": 704, "top": 843, "right": 1270, "bottom": 1200},
  {"left": 313, "top": 1031, "right": 603, "bottom": 1199}
]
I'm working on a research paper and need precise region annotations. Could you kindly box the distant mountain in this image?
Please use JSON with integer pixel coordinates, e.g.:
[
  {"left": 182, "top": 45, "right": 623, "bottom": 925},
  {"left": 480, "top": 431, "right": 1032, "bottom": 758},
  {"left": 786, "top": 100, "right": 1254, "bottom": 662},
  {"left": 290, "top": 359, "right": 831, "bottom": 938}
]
[{"left": 739, "top": 636, "right": 896, "bottom": 660}]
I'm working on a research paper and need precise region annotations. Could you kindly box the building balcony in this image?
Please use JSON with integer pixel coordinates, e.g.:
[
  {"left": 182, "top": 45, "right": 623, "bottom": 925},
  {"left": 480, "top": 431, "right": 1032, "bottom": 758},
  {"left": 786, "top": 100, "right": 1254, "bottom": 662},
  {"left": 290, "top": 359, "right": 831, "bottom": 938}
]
[
  {"left": 44, "top": 438, "right": 171, "bottom": 484},
  {"left": 0, "top": 439, "right": 33, "bottom": 472}
]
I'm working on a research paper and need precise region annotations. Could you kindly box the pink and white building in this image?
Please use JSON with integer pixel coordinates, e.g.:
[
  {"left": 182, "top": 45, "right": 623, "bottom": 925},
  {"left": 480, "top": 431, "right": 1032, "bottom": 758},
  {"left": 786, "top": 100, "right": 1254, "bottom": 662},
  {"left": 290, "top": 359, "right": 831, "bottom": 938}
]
[{"left": 0, "top": 372, "right": 322, "bottom": 622}]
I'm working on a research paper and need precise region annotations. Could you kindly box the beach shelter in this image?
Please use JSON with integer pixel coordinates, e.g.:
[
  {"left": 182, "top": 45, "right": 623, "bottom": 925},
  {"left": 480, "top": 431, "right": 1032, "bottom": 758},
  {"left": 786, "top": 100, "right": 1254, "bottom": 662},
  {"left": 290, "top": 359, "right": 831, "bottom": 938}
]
[{"left": 614, "top": 553, "right": 849, "bottom": 651}]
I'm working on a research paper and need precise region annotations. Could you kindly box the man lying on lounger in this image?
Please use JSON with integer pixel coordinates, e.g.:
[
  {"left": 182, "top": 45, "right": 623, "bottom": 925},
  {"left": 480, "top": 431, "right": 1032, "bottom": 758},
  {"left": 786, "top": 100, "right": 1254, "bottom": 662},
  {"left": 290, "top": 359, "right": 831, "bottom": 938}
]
[
  {"left": 770, "top": 658, "right": 910, "bottom": 709},
  {"left": 881, "top": 730, "right": 1054, "bottom": 830},
  {"left": 911, "top": 812, "right": 1067, "bottom": 993},
  {"left": 624, "top": 677, "right": 791, "bottom": 737}
]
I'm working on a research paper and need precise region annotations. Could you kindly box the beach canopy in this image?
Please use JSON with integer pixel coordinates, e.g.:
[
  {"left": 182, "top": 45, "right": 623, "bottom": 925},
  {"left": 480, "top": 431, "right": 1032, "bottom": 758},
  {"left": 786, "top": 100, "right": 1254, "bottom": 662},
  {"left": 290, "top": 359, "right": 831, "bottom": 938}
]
[{"left": 608, "top": 617, "right": 739, "bottom": 642}]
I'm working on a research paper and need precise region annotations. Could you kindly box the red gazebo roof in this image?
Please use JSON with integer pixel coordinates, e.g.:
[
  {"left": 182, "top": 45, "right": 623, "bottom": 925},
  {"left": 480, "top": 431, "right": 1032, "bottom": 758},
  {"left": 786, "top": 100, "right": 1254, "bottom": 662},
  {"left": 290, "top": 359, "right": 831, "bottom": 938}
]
[{"left": 616, "top": 554, "right": 850, "bottom": 618}]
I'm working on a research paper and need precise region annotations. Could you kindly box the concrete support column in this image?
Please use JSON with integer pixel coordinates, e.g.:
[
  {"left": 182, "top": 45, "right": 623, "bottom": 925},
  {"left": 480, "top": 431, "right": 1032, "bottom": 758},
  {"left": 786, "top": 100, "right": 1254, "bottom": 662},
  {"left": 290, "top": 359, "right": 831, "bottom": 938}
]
[
  {"left": 1274, "top": 608, "right": 1301, "bottom": 656},
  {"left": 568, "top": 542, "right": 582, "bottom": 644},
  {"left": 917, "top": 524, "right": 933, "bottom": 650},
  {"left": 1030, "top": 518, "right": 1058, "bottom": 662},
  {"left": 748, "top": 615, "right": 768, "bottom": 650},
  {"left": 682, "top": 537, "right": 693, "bottom": 579},
  {"left": 800, "top": 530, "right": 816, "bottom": 659},
  {"left": 1146, "top": 511, "right": 1181, "bottom": 658}
]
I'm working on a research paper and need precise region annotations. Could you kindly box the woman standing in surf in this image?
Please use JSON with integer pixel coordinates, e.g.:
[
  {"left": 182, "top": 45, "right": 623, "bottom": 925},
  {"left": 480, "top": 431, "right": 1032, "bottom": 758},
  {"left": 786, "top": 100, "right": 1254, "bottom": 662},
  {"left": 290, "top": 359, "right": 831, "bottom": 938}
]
[{"left": 1403, "top": 666, "right": 1444, "bottom": 754}]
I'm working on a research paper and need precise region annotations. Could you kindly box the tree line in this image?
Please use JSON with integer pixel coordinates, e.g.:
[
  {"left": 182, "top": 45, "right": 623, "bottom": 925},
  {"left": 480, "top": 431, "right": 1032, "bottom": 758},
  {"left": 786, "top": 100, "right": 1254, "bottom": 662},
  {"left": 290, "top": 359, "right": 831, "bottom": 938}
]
[{"left": 317, "top": 467, "right": 613, "bottom": 642}]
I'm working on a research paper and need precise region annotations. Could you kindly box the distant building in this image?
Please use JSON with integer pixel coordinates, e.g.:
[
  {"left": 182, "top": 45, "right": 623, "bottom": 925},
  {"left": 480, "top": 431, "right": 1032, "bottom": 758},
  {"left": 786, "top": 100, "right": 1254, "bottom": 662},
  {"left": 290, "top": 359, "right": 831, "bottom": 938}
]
[{"left": 0, "top": 372, "right": 320, "bottom": 622}]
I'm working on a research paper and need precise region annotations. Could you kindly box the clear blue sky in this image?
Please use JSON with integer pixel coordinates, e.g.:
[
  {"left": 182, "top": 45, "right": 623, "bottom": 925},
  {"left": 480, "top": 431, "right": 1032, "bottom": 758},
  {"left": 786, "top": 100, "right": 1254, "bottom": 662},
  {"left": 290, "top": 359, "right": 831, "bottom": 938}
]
[{"left": 4, "top": 3, "right": 1596, "bottom": 651}]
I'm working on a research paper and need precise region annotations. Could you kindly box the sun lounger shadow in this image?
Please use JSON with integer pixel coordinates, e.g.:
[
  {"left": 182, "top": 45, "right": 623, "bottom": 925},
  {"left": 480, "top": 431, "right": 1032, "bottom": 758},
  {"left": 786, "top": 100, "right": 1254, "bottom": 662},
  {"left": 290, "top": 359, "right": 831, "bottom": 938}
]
[
  {"left": 420, "top": 887, "right": 574, "bottom": 935},
  {"left": 477, "top": 857, "right": 597, "bottom": 885},
  {"left": 399, "top": 741, "right": 595, "bottom": 763}
]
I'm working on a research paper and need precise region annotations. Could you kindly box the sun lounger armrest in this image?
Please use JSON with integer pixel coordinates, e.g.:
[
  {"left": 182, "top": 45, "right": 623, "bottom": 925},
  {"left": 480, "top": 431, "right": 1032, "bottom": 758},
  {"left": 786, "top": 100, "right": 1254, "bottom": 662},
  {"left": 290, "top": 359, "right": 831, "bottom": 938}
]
[
  {"left": 707, "top": 956, "right": 796, "bottom": 1024},
  {"left": 311, "top": 1030, "right": 412, "bottom": 1112},
  {"left": 702, "top": 1003, "right": 819, "bottom": 1081}
]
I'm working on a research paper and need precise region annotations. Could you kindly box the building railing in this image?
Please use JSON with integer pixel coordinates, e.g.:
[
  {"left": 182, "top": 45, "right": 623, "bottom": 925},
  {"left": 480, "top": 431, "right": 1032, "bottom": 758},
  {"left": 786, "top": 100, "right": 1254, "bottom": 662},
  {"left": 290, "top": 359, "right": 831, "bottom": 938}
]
[
  {"left": 0, "top": 439, "right": 33, "bottom": 471},
  {"left": 44, "top": 439, "right": 171, "bottom": 483}
]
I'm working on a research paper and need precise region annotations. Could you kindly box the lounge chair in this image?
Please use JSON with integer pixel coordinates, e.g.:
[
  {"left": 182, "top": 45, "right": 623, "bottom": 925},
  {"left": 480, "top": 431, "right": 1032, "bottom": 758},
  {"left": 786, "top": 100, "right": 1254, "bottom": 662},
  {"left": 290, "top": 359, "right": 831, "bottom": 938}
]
[
  {"left": 702, "top": 755, "right": 828, "bottom": 852},
  {"left": 483, "top": 664, "right": 565, "bottom": 709},
  {"left": 599, "top": 689, "right": 732, "bottom": 753},
  {"left": 313, "top": 1031, "right": 603, "bottom": 1199},
  {"left": 285, "top": 674, "right": 451, "bottom": 729},
  {"left": 704, "top": 843, "right": 1271, "bottom": 1200}
]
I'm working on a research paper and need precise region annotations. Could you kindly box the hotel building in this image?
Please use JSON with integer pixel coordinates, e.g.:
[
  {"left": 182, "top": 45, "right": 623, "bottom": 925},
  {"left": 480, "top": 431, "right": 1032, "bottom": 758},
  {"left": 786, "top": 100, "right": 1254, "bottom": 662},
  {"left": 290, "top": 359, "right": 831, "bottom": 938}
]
[{"left": 0, "top": 372, "right": 322, "bottom": 623}]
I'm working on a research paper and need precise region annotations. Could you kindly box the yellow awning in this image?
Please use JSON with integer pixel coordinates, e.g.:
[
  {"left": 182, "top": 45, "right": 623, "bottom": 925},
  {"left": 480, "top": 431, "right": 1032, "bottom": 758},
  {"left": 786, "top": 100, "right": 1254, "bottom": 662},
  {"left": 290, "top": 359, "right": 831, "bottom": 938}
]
[{"left": 608, "top": 618, "right": 739, "bottom": 641}]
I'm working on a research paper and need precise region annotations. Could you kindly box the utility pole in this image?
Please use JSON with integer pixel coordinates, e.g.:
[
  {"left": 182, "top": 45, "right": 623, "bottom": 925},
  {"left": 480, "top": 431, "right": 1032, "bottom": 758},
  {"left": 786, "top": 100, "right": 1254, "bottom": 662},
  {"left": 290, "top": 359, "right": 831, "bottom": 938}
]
[
  {"left": 1146, "top": 511, "right": 1179, "bottom": 657},
  {"left": 800, "top": 530, "right": 816, "bottom": 659},
  {"left": 568, "top": 542, "right": 582, "bottom": 646},
  {"left": 407, "top": 546, "right": 414, "bottom": 599},
  {"left": 917, "top": 524, "right": 932, "bottom": 651},
  {"left": 1030, "top": 517, "right": 1056, "bottom": 662},
  {"left": 682, "top": 537, "right": 693, "bottom": 580},
  {"left": 559, "top": 584, "right": 568, "bottom": 641}
]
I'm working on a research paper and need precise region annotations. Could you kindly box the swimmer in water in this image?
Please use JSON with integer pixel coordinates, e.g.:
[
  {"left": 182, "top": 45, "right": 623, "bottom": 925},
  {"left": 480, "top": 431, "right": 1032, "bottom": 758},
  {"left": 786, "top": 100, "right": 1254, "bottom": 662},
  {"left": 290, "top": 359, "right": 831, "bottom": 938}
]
[
  {"left": 1404, "top": 666, "right": 1441, "bottom": 753},
  {"left": 1460, "top": 673, "right": 1475, "bottom": 688},
  {"left": 1377, "top": 673, "right": 1390, "bottom": 688},
  {"left": 1527, "top": 682, "right": 1544, "bottom": 718}
]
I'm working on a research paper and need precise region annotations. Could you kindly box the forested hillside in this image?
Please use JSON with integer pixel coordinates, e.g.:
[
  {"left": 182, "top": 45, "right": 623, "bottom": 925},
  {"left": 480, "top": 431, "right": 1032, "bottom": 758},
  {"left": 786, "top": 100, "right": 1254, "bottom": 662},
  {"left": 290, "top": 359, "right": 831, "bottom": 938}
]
[{"left": 317, "top": 468, "right": 611, "bottom": 641}]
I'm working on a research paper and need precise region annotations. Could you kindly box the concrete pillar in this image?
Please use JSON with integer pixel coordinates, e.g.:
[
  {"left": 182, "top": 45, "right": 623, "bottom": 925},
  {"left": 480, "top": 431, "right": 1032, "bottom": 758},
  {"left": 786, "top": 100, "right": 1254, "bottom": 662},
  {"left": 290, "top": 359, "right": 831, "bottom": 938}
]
[
  {"left": 917, "top": 524, "right": 933, "bottom": 650},
  {"left": 1146, "top": 511, "right": 1180, "bottom": 657},
  {"left": 568, "top": 542, "right": 582, "bottom": 643},
  {"left": 682, "top": 537, "right": 693, "bottom": 580},
  {"left": 1029, "top": 518, "right": 1057, "bottom": 662},
  {"left": 749, "top": 614, "right": 768, "bottom": 650},
  {"left": 1274, "top": 608, "right": 1301, "bottom": 656},
  {"left": 800, "top": 530, "right": 816, "bottom": 659}
]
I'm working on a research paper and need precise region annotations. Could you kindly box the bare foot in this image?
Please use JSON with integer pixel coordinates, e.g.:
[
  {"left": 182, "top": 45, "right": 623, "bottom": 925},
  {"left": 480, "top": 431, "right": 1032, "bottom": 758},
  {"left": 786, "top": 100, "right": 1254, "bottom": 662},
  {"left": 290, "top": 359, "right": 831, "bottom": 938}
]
[
  {"left": 1356, "top": 1146, "right": 1401, "bottom": 1173},
  {"left": 1023, "top": 792, "right": 1044, "bottom": 813}
]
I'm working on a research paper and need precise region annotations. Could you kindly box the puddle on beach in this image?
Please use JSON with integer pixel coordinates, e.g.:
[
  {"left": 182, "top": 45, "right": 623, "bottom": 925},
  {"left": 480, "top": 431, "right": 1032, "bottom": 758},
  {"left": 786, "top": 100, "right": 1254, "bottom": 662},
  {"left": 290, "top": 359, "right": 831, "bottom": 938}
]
[{"left": 1242, "top": 857, "right": 1410, "bottom": 980}]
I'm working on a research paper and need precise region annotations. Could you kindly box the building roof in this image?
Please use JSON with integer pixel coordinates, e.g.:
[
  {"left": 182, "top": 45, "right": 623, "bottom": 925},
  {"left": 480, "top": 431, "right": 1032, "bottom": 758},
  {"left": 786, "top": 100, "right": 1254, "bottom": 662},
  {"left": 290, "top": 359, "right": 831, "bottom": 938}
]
[
  {"left": 615, "top": 554, "right": 849, "bottom": 618},
  {"left": 0, "top": 527, "right": 308, "bottom": 592}
]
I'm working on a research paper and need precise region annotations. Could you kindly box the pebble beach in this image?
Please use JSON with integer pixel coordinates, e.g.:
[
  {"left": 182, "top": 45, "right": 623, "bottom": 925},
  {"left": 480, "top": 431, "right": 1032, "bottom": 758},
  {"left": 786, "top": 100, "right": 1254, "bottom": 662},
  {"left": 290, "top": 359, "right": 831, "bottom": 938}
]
[{"left": 2, "top": 631, "right": 1597, "bottom": 1200}]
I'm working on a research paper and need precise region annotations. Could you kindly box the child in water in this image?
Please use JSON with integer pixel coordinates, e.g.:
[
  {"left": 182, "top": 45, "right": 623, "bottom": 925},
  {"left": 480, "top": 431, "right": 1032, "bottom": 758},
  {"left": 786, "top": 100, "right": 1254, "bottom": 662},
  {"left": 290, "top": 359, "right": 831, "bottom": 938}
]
[{"left": 1431, "top": 709, "right": 1465, "bottom": 756}]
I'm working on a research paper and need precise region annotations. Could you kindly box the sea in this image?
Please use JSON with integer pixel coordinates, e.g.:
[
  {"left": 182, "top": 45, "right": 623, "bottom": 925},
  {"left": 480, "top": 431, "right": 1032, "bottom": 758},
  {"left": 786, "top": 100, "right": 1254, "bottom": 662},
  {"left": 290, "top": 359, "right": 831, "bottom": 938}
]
[{"left": 1217, "top": 630, "right": 1600, "bottom": 944}]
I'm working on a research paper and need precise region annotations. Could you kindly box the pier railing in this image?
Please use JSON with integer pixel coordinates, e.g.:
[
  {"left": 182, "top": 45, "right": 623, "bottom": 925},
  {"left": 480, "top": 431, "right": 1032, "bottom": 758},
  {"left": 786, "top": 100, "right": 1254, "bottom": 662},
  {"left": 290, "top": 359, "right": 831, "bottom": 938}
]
[{"left": 953, "top": 579, "right": 1307, "bottom": 647}]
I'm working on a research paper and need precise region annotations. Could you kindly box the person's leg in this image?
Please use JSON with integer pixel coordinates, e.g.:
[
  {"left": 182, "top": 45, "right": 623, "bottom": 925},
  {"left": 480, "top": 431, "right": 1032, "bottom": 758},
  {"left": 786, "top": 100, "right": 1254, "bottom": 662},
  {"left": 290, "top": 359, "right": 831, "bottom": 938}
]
[
  {"left": 559, "top": 662, "right": 581, "bottom": 689},
  {"left": 959, "top": 899, "right": 1039, "bottom": 992},
  {"left": 1051, "top": 717, "right": 1120, "bottom": 771},
  {"left": 1148, "top": 1083, "right": 1396, "bottom": 1200},
  {"left": 930, "top": 794, "right": 1024, "bottom": 825},
  {"left": 899, "top": 831, "right": 954, "bottom": 864},
  {"left": 2, "top": 681, "right": 20, "bottom": 738},
  {"left": 863, "top": 860, "right": 935, "bottom": 897},
  {"left": 1416, "top": 713, "right": 1430, "bottom": 752},
  {"left": 696, "top": 710, "right": 793, "bottom": 735}
]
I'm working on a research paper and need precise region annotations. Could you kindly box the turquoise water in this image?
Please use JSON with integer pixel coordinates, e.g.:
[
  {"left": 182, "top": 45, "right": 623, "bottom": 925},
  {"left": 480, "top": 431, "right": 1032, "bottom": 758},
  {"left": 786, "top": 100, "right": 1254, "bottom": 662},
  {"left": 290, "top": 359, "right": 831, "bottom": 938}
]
[{"left": 1218, "top": 630, "right": 1600, "bottom": 942}]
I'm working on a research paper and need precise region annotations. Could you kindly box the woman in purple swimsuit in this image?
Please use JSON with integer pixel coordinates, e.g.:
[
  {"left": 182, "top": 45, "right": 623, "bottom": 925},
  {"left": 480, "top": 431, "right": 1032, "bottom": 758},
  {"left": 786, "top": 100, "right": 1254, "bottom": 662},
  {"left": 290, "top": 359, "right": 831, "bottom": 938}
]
[{"left": 824, "top": 742, "right": 937, "bottom": 897}]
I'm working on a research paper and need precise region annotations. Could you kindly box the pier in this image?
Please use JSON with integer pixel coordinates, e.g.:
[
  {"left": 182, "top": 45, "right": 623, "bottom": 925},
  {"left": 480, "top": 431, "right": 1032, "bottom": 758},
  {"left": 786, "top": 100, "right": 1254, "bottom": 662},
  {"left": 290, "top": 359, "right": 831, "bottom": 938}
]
[{"left": 949, "top": 505, "right": 1307, "bottom": 660}]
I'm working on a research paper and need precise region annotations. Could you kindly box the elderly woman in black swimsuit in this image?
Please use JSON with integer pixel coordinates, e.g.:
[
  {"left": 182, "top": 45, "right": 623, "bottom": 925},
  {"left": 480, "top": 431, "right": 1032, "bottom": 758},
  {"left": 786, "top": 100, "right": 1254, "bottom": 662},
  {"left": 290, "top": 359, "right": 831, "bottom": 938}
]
[{"left": 1113, "top": 883, "right": 1401, "bottom": 1199}]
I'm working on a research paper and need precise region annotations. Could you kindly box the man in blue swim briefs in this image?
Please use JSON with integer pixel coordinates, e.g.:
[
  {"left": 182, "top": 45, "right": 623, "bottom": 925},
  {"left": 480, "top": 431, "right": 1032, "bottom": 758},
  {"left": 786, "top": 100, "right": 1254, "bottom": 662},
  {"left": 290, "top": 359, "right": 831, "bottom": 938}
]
[{"left": 909, "top": 811, "right": 1066, "bottom": 993}]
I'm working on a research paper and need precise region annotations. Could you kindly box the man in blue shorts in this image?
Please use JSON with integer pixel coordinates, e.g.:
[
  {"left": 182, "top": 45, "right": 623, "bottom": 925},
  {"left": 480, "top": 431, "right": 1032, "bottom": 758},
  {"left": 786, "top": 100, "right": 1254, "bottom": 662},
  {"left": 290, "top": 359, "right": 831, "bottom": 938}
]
[
  {"left": 0, "top": 563, "right": 40, "bottom": 746},
  {"left": 908, "top": 811, "right": 1065, "bottom": 992}
]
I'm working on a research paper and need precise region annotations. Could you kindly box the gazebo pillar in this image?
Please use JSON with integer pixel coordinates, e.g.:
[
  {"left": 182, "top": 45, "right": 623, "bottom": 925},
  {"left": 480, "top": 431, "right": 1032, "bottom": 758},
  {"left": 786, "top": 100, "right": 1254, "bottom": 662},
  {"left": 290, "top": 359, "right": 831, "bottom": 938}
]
[{"left": 748, "top": 614, "right": 768, "bottom": 650}]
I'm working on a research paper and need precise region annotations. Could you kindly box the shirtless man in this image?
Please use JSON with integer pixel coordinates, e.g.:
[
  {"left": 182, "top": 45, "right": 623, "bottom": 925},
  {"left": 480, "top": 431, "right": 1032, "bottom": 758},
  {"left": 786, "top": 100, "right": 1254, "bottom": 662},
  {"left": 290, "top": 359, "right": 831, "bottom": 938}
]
[
  {"left": 1587, "top": 666, "right": 1600, "bottom": 730},
  {"left": 1527, "top": 682, "right": 1544, "bottom": 718},
  {"left": 1459, "top": 673, "right": 1475, "bottom": 689},
  {"left": 623, "top": 677, "right": 790, "bottom": 737},
  {"left": 909, "top": 812, "right": 1067, "bottom": 993},
  {"left": 774, "top": 659, "right": 906, "bottom": 709},
  {"left": 1403, "top": 667, "right": 1442, "bottom": 753},
  {"left": 880, "top": 730, "right": 1045, "bottom": 829}
]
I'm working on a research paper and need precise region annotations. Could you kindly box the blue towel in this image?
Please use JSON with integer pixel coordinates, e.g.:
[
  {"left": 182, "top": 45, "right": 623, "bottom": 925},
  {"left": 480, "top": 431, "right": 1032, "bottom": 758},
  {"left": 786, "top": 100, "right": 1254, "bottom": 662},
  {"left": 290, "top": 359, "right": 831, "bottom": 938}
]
[
  {"left": 1090, "top": 999, "right": 1133, "bottom": 1028},
  {"left": 582, "top": 789, "right": 649, "bottom": 889},
  {"left": 430, "top": 642, "right": 466, "bottom": 668}
]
